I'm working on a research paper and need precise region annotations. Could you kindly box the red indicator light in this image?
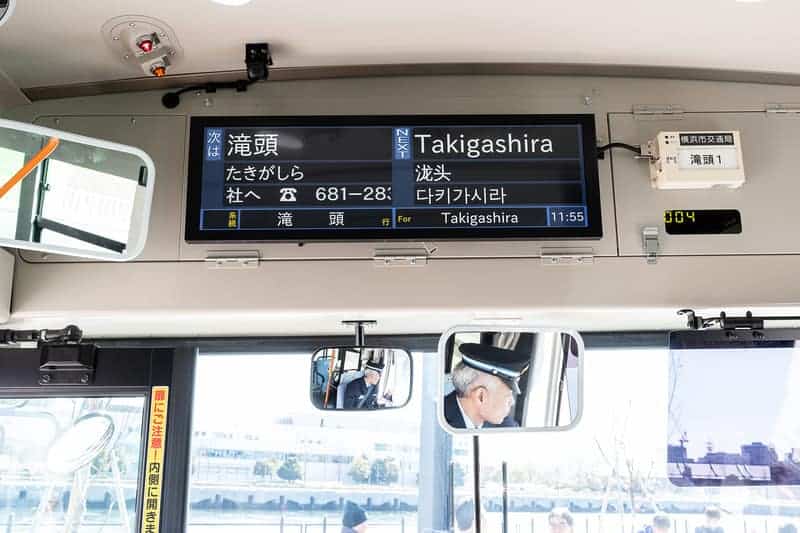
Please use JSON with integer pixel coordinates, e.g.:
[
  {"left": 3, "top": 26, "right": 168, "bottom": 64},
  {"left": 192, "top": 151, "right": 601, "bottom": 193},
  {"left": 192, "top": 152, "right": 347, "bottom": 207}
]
[{"left": 138, "top": 39, "right": 154, "bottom": 53}]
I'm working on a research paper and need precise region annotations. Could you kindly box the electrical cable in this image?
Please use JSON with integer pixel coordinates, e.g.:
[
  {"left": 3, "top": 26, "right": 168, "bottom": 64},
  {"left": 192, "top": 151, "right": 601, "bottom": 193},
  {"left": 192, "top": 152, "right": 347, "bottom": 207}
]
[
  {"left": 596, "top": 142, "right": 642, "bottom": 156},
  {"left": 161, "top": 79, "right": 254, "bottom": 109}
]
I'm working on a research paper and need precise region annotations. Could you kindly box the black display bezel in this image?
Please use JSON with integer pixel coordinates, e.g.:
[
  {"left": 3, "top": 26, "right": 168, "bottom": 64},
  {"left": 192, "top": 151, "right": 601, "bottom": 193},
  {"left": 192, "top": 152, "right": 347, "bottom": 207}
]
[{"left": 185, "top": 114, "right": 603, "bottom": 243}]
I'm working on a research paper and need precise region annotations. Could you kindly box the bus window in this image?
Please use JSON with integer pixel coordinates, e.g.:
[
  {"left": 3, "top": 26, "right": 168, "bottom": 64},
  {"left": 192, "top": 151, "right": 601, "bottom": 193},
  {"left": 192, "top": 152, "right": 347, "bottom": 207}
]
[
  {"left": 187, "top": 350, "right": 457, "bottom": 532},
  {"left": 473, "top": 342, "right": 800, "bottom": 533},
  {"left": 0, "top": 396, "right": 146, "bottom": 532}
]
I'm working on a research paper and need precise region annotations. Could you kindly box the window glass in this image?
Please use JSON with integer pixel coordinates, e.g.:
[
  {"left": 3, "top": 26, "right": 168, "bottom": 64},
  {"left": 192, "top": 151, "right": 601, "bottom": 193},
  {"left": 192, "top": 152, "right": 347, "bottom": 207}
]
[
  {"left": 475, "top": 346, "right": 800, "bottom": 533},
  {"left": 0, "top": 146, "right": 25, "bottom": 240},
  {"left": 0, "top": 396, "right": 146, "bottom": 532},
  {"left": 188, "top": 351, "right": 455, "bottom": 532}
]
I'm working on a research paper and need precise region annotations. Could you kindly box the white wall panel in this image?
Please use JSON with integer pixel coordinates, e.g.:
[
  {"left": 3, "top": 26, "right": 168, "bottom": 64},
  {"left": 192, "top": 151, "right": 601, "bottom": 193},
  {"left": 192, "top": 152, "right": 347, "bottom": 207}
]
[{"left": 3, "top": 75, "right": 800, "bottom": 336}]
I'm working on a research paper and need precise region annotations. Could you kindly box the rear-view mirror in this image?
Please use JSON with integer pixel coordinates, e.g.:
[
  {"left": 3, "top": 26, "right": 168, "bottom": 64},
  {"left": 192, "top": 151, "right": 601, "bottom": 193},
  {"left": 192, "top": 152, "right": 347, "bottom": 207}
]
[
  {"left": 310, "top": 347, "right": 413, "bottom": 410},
  {"left": 0, "top": 118, "right": 155, "bottom": 261},
  {"left": 439, "top": 327, "right": 583, "bottom": 432}
]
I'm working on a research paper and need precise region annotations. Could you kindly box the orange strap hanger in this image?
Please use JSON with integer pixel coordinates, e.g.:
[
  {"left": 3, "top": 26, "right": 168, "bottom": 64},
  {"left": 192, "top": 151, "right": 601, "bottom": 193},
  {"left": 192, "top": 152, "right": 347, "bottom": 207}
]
[{"left": 0, "top": 136, "right": 60, "bottom": 200}]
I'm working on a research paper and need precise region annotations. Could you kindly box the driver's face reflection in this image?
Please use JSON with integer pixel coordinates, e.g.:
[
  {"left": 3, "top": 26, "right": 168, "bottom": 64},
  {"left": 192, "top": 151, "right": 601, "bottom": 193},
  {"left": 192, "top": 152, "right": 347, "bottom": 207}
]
[{"left": 476, "top": 378, "right": 515, "bottom": 425}]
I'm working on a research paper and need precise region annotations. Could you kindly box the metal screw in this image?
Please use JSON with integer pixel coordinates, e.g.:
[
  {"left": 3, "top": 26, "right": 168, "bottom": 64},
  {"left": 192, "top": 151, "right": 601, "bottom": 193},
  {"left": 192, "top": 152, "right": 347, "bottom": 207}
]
[
  {"left": 130, "top": 118, "right": 136, "bottom": 126},
  {"left": 160, "top": 32, "right": 166, "bottom": 37},
  {"left": 169, "top": 50, "right": 176, "bottom": 55},
  {"left": 129, "top": 22, "right": 136, "bottom": 27},
  {"left": 113, "top": 35, "right": 120, "bottom": 41},
  {"left": 39, "top": 374, "right": 51, "bottom": 385},
  {"left": 203, "top": 97, "right": 214, "bottom": 107},
  {"left": 124, "top": 54, "right": 130, "bottom": 60},
  {"left": 80, "top": 374, "right": 90, "bottom": 384},
  {"left": 583, "top": 96, "right": 592, "bottom": 106}
]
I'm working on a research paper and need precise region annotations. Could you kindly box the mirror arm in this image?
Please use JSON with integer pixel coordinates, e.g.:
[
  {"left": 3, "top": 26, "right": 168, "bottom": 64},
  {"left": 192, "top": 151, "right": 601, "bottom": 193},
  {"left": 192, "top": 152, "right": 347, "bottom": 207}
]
[
  {"left": 341, "top": 320, "right": 377, "bottom": 348},
  {"left": 679, "top": 309, "right": 800, "bottom": 330},
  {"left": 34, "top": 216, "right": 126, "bottom": 254},
  {"left": 0, "top": 325, "right": 82, "bottom": 347}
]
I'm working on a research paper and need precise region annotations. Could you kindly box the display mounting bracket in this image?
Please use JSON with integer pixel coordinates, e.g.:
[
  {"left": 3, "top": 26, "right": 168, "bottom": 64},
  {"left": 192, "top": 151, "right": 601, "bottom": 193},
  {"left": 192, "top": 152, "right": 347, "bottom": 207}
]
[
  {"left": 540, "top": 248, "right": 594, "bottom": 266},
  {"left": 204, "top": 250, "right": 260, "bottom": 270},
  {"left": 373, "top": 247, "right": 430, "bottom": 267},
  {"left": 633, "top": 105, "right": 685, "bottom": 120}
]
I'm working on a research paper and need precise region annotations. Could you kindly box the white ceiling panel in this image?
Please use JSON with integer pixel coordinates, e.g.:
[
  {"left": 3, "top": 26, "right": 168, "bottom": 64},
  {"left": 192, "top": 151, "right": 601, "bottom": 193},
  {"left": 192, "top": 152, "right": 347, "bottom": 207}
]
[{"left": 0, "top": 0, "right": 794, "bottom": 89}]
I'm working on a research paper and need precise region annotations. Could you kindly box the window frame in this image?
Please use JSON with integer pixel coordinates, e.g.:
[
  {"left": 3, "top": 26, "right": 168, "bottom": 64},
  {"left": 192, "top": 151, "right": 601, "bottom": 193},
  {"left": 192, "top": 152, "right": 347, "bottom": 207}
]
[
  {"left": 80, "top": 331, "right": 668, "bottom": 532},
  {"left": 0, "top": 344, "right": 176, "bottom": 533}
]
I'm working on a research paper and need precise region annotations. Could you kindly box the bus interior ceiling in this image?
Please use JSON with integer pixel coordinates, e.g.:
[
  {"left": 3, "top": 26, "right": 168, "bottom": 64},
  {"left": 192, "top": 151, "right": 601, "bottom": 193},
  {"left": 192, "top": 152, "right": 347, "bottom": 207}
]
[{"left": 0, "top": 2, "right": 798, "bottom": 335}]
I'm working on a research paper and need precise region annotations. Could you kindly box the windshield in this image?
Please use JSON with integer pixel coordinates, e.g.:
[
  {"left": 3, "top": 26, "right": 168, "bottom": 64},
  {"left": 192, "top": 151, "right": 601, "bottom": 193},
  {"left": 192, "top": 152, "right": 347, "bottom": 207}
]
[{"left": 179, "top": 338, "right": 800, "bottom": 533}]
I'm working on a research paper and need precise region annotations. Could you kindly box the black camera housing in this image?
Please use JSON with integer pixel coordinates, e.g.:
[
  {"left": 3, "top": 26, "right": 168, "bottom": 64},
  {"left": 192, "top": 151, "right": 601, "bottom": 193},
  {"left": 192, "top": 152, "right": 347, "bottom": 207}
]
[{"left": 245, "top": 43, "right": 273, "bottom": 81}]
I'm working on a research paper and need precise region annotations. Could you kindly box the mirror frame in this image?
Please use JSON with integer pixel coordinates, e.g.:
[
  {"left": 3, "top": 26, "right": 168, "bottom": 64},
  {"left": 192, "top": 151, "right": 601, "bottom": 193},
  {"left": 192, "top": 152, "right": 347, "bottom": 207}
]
[
  {"left": 0, "top": 118, "right": 156, "bottom": 261},
  {"left": 0, "top": 0, "right": 14, "bottom": 28},
  {"left": 309, "top": 345, "right": 414, "bottom": 411},
  {"left": 437, "top": 324, "right": 585, "bottom": 434}
]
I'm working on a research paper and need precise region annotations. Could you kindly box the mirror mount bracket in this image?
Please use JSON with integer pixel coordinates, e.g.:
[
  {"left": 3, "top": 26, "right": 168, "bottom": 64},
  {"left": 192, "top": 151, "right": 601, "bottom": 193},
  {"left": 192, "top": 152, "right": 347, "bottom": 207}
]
[
  {"left": 341, "top": 320, "right": 377, "bottom": 347},
  {"left": 0, "top": 325, "right": 94, "bottom": 385},
  {"left": 0, "top": 324, "right": 83, "bottom": 347},
  {"left": 38, "top": 342, "right": 97, "bottom": 386},
  {"left": 37, "top": 325, "right": 96, "bottom": 386},
  {"left": 679, "top": 309, "right": 800, "bottom": 330}
]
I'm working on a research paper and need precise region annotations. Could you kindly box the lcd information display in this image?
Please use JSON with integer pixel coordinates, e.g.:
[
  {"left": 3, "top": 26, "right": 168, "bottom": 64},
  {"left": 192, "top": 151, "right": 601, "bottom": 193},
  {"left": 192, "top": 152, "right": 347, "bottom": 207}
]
[{"left": 186, "top": 115, "right": 602, "bottom": 242}]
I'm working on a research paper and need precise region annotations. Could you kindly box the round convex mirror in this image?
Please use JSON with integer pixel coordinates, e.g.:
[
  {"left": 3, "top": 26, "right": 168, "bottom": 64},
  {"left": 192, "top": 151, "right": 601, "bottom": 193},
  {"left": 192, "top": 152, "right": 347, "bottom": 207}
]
[
  {"left": 0, "top": 399, "right": 27, "bottom": 409},
  {"left": 0, "top": 0, "right": 15, "bottom": 28},
  {"left": 46, "top": 413, "right": 115, "bottom": 475}
]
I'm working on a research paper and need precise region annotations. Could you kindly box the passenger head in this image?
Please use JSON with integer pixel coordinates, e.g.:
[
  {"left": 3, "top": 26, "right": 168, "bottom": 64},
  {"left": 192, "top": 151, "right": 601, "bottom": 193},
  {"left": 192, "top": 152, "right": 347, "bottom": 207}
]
[
  {"left": 704, "top": 507, "right": 721, "bottom": 527},
  {"left": 364, "top": 368, "right": 381, "bottom": 386},
  {"left": 455, "top": 500, "right": 475, "bottom": 532},
  {"left": 548, "top": 507, "right": 573, "bottom": 533},
  {"left": 342, "top": 501, "right": 368, "bottom": 532},
  {"left": 653, "top": 514, "right": 671, "bottom": 533},
  {"left": 451, "top": 361, "right": 515, "bottom": 425}
]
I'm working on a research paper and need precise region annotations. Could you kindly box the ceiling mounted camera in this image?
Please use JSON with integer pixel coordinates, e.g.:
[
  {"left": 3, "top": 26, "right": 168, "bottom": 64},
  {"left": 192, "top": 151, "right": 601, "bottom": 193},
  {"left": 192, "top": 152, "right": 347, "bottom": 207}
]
[
  {"left": 161, "top": 42, "right": 273, "bottom": 109},
  {"left": 245, "top": 42, "right": 273, "bottom": 81}
]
